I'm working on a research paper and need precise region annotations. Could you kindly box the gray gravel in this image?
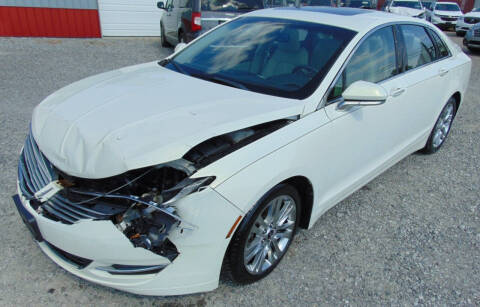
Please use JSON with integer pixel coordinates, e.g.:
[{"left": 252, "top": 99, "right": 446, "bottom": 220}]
[{"left": 0, "top": 33, "right": 479, "bottom": 306}]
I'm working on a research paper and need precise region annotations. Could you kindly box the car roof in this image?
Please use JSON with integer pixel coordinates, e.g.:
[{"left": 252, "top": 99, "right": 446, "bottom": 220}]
[{"left": 246, "top": 7, "right": 426, "bottom": 32}]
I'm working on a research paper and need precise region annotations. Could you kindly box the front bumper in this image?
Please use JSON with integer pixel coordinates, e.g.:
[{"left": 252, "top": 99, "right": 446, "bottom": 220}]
[
  {"left": 463, "top": 37, "right": 480, "bottom": 49},
  {"left": 455, "top": 20, "right": 474, "bottom": 33},
  {"left": 14, "top": 183, "right": 242, "bottom": 295},
  {"left": 431, "top": 16, "right": 458, "bottom": 28}
]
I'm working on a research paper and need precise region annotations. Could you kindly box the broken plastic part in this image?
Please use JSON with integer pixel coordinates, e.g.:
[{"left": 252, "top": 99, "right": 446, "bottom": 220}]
[
  {"left": 117, "top": 205, "right": 180, "bottom": 261},
  {"left": 183, "top": 118, "right": 296, "bottom": 168}
]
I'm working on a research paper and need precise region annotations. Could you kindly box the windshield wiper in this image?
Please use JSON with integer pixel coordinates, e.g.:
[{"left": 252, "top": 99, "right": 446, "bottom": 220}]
[
  {"left": 197, "top": 74, "right": 249, "bottom": 90},
  {"left": 158, "top": 58, "right": 190, "bottom": 76}
]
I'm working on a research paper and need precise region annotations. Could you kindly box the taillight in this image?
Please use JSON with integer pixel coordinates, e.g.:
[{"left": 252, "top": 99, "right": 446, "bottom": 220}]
[{"left": 191, "top": 12, "right": 201, "bottom": 32}]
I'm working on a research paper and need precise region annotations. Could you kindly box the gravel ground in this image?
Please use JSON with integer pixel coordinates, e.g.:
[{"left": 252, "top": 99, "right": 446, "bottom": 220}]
[{"left": 0, "top": 33, "right": 479, "bottom": 306}]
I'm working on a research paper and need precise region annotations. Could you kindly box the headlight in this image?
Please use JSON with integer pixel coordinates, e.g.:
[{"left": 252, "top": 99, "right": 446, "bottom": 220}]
[
  {"left": 417, "top": 12, "right": 425, "bottom": 18},
  {"left": 434, "top": 13, "right": 443, "bottom": 17}
]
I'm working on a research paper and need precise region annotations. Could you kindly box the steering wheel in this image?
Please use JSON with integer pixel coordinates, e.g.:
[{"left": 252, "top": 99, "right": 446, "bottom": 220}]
[{"left": 292, "top": 65, "right": 318, "bottom": 77}]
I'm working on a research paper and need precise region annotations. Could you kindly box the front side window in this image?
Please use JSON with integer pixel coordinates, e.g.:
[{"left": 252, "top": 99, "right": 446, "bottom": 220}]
[
  {"left": 435, "top": 3, "right": 460, "bottom": 11},
  {"left": 400, "top": 25, "right": 436, "bottom": 70},
  {"left": 168, "top": 17, "right": 356, "bottom": 99},
  {"left": 328, "top": 26, "right": 397, "bottom": 101}
]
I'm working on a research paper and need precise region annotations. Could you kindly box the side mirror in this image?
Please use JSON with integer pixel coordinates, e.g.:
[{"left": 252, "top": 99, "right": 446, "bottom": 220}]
[
  {"left": 174, "top": 42, "right": 187, "bottom": 53},
  {"left": 157, "top": 1, "right": 165, "bottom": 9},
  {"left": 337, "top": 81, "right": 388, "bottom": 110}
]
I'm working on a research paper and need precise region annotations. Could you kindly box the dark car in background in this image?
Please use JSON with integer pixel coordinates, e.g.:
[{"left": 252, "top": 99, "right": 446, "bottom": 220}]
[
  {"left": 158, "top": 0, "right": 264, "bottom": 46},
  {"left": 341, "top": 0, "right": 373, "bottom": 9},
  {"left": 421, "top": 1, "right": 433, "bottom": 10}
]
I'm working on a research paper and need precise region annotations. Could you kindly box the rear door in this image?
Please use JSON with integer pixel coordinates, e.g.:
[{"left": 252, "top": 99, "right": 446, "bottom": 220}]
[{"left": 394, "top": 24, "right": 451, "bottom": 137}]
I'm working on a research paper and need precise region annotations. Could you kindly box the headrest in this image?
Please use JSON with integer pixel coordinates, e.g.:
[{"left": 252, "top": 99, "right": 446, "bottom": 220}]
[{"left": 277, "top": 28, "right": 301, "bottom": 52}]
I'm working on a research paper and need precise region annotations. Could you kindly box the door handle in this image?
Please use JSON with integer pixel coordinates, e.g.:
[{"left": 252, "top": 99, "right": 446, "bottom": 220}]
[
  {"left": 390, "top": 88, "right": 405, "bottom": 97},
  {"left": 439, "top": 68, "right": 449, "bottom": 77}
]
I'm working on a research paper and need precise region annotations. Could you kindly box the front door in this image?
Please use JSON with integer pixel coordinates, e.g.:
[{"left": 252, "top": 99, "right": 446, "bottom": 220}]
[{"left": 317, "top": 25, "right": 412, "bottom": 209}]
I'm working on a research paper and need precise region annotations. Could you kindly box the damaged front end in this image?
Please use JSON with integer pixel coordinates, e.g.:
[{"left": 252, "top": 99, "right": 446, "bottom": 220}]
[
  {"left": 18, "top": 130, "right": 212, "bottom": 260},
  {"left": 18, "top": 119, "right": 294, "bottom": 261}
]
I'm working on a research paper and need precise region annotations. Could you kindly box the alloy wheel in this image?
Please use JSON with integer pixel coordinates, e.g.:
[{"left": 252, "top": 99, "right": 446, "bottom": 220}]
[
  {"left": 432, "top": 102, "right": 454, "bottom": 148},
  {"left": 243, "top": 195, "right": 296, "bottom": 275}
]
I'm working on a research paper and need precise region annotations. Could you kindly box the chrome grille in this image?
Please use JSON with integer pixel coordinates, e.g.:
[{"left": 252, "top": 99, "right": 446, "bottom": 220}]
[
  {"left": 18, "top": 130, "right": 113, "bottom": 224},
  {"left": 441, "top": 16, "right": 457, "bottom": 21}
]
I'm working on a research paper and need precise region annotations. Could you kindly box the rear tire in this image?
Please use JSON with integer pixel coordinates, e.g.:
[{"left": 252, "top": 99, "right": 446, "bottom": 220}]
[
  {"left": 421, "top": 97, "right": 456, "bottom": 154},
  {"left": 226, "top": 184, "right": 301, "bottom": 284},
  {"left": 178, "top": 30, "right": 186, "bottom": 44}
]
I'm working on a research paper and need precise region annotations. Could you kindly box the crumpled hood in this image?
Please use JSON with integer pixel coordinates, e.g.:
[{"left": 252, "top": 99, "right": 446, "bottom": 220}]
[
  {"left": 32, "top": 61, "right": 302, "bottom": 179},
  {"left": 389, "top": 6, "right": 424, "bottom": 17}
]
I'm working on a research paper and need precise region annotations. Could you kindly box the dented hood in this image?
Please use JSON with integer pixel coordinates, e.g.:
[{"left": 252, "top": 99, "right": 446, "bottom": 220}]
[{"left": 32, "top": 62, "right": 303, "bottom": 179}]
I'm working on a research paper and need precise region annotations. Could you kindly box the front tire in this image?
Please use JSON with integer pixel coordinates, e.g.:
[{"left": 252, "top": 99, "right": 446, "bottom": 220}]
[
  {"left": 226, "top": 184, "right": 301, "bottom": 284},
  {"left": 161, "top": 23, "right": 169, "bottom": 47},
  {"left": 421, "top": 97, "right": 456, "bottom": 154}
]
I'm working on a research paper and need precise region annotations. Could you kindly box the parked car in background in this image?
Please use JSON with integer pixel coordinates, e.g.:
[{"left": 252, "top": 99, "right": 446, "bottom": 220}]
[
  {"left": 386, "top": 0, "right": 426, "bottom": 19},
  {"left": 341, "top": 0, "right": 374, "bottom": 9},
  {"left": 463, "top": 21, "right": 480, "bottom": 50},
  {"left": 427, "top": 2, "right": 463, "bottom": 30},
  {"left": 421, "top": 0, "right": 433, "bottom": 10},
  {"left": 158, "top": 0, "right": 264, "bottom": 46},
  {"left": 456, "top": 7, "right": 480, "bottom": 36},
  {"left": 300, "top": 0, "right": 337, "bottom": 6},
  {"left": 13, "top": 7, "right": 471, "bottom": 296}
]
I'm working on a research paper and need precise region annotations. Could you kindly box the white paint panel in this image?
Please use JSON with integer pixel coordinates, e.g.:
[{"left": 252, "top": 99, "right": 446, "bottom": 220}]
[{"left": 98, "top": 0, "right": 164, "bottom": 36}]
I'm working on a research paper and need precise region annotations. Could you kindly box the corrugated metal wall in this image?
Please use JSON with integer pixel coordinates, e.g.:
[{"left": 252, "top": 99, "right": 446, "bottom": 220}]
[{"left": 0, "top": 0, "right": 101, "bottom": 37}]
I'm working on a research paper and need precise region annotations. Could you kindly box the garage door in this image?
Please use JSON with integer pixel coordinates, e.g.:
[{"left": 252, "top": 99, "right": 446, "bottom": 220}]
[{"left": 98, "top": 0, "right": 163, "bottom": 36}]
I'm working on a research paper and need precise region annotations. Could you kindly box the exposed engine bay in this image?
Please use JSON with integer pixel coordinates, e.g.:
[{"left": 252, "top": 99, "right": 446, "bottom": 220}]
[{"left": 21, "top": 118, "right": 295, "bottom": 260}]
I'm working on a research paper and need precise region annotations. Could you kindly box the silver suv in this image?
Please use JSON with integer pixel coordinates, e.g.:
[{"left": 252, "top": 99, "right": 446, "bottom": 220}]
[{"left": 158, "top": 0, "right": 264, "bottom": 47}]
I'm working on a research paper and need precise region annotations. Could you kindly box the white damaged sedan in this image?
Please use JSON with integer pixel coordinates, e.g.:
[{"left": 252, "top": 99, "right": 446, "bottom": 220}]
[{"left": 14, "top": 7, "right": 471, "bottom": 296}]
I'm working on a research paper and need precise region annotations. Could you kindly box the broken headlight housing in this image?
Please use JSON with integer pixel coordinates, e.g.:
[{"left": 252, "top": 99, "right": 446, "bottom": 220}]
[{"left": 113, "top": 175, "right": 215, "bottom": 261}]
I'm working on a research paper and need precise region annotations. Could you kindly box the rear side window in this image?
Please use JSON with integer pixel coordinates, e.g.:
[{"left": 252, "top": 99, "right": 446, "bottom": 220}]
[
  {"left": 328, "top": 26, "right": 397, "bottom": 101},
  {"left": 399, "top": 25, "right": 436, "bottom": 70},
  {"left": 427, "top": 29, "right": 450, "bottom": 59}
]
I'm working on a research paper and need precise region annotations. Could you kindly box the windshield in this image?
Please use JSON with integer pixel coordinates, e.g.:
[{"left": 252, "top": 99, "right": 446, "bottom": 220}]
[
  {"left": 421, "top": 1, "right": 432, "bottom": 9},
  {"left": 167, "top": 17, "right": 356, "bottom": 99},
  {"left": 343, "top": 0, "right": 371, "bottom": 7},
  {"left": 305, "top": 0, "right": 332, "bottom": 5},
  {"left": 201, "top": 0, "right": 263, "bottom": 11},
  {"left": 392, "top": 1, "right": 422, "bottom": 9},
  {"left": 435, "top": 3, "right": 460, "bottom": 11}
]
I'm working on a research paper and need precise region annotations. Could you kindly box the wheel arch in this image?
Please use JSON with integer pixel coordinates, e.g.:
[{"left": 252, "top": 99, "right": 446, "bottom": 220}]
[
  {"left": 279, "top": 176, "right": 314, "bottom": 229},
  {"left": 452, "top": 91, "right": 461, "bottom": 116}
]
